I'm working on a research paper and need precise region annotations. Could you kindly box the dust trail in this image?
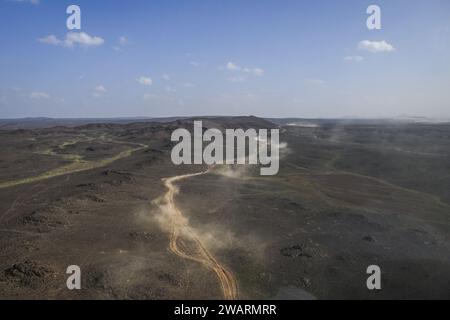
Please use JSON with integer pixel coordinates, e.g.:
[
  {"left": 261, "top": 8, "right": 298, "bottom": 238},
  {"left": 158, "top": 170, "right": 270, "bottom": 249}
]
[{"left": 161, "top": 171, "right": 238, "bottom": 300}]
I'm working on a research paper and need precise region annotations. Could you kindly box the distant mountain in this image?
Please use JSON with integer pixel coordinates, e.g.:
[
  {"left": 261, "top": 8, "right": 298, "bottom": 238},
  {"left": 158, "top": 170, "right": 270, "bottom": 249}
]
[
  {"left": 394, "top": 115, "right": 450, "bottom": 124},
  {"left": 1, "top": 115, "right": 449, "bottom": 131},
  {"left": 0, "top": 117, "right": 188, "bottom": 130}
]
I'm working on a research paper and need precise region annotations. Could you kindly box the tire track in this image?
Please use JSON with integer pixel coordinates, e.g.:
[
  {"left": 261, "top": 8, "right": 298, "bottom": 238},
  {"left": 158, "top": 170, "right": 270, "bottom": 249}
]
[
  {"left": 0, "top": 138, "right": 147, "bottom": 189},
  {"left": 161, "top": 171, "right": 238, "bottom": 300}
]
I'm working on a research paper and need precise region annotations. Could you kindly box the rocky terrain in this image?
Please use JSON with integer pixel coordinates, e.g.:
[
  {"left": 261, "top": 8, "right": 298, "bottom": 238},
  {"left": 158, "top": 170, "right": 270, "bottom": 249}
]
[{"left": 0, "top": 117, "right": 449, "bottom": 299}]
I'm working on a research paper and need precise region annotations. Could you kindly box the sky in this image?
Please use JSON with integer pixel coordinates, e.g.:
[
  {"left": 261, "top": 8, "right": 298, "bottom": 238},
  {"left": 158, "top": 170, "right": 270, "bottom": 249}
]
[{"left": 0, "top": 0, "right": 449, "bottom": 119}]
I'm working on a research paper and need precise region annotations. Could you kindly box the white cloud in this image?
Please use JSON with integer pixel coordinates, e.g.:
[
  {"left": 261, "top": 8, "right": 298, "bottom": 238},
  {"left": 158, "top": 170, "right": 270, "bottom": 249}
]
[
  {"left": 95, "top": 85, "right": 107, "bottom": 93},
  {"left": 114, "top": 36, "right": 129, "bottom": 51},
  {"left": 9, "top": 0, "right": 39, "bottom": 5},
  {"left": 118, "top": 36, "right": 128, "bottom": 46},
  {"left": 165, "top": 86, "right": 176, "bottom": 93},
  {"left": 344, "top": 55, "right": 364, "bottom": 62},
  {"left": 221, "top": 62, "right": 264, "bottom": 82},
  {"left": 30, "top": 91, "right": 50, "bottom": 99},
  {"left": 226, "top": 62, "right": 241, "bottom": 71},
  {"left": 93, "top": 85, "right": 107, "bottom": 97},
  {"left": 253, "top": 68, "right": 264, "bottom": 76},
  {"left": 162, "top": 74, "right": 170, "bottom": 81},
  {"left": 244, "top": 67, "right": 264, "bottom": 76},
  {"left": 190, "top": 61, "right": 200, "bottom": 67},
  {"left": 38, "top": 32, "right": 104, "bottom": 48},
  {"left": 38, "top": 35, "right": 62, "bottom": 46},
  {"left": 358, "top": 40, "right": 395, "bottom": 53},
  {"left": 183, "top": 82, "right": 196, "bottom": 88},
  {"left": 137, "top": 76, "right": 153, "bottom": 86},
  {"left": 65, "top": 32, "right": 104, "bottom": 47}
]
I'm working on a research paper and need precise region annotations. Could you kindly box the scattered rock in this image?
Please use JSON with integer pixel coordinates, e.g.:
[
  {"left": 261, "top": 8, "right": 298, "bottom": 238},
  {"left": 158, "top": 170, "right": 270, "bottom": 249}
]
[
  {"left": 158, "top": 272, "right": 180, "bottom": 286},
  {"left": 3, "top": 260, "right": 53, "bottom": 288},
  {"left": 288, "top": 201, "right": 304, "bottom": 209},
  {"left": 301, "top": 277, "right": 311, "bottom": 288},
  {"left": 362, "top": 235, "right": 376, "bottom": 242},
  {"left": 76, "top": 183, "right": 99, "bottom": 190},
  {"left": 101, "top": 170, "right": 133, "bottom": 185},
  {"left": 129, "top": 232, "right": 155, "bottom": 242},
  {"left": 81, "top": 194, "right": 106, "bottom": 203},
  {"left": 85, "top": 270, "right": 109, "bottom": 290},
  {"left": 280, "top": 245, "right": 312, "bottom": 258},
  {"left": 21, "top": 210, "right": 62, "bottom": 228}
]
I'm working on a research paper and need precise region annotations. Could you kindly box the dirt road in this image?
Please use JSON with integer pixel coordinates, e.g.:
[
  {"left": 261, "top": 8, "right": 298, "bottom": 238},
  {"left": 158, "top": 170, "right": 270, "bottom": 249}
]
[
  {"left": 161, "top": 171, "right": 239, "bottom": 300},
  {"left": 0, "top": 139, "right": 147, "bottom": 189}
]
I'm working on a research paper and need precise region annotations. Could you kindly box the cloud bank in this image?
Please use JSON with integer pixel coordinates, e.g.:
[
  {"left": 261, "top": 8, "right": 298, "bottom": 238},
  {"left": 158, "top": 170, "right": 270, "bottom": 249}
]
[
  {"left": 358, "top": 40, "right": 395, "bottom": 53},
  {"left": 38, "top": 32, "right": 105, "bottom": 48}
]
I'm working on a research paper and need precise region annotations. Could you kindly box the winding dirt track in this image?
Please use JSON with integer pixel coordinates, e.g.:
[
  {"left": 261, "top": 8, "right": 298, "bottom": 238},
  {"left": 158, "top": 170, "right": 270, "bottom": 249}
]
[
  {"left": 0, "top": 138, "right": 147, "bottom": 189},
  {"left": 162, "top": 171, "right": 239, "bottom": 300}
]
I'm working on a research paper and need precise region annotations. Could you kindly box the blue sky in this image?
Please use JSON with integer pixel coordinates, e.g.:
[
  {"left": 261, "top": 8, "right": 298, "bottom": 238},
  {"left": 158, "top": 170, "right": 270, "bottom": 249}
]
[{"left": 0, "top": 0, "right": 449, "bottom": 118}]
